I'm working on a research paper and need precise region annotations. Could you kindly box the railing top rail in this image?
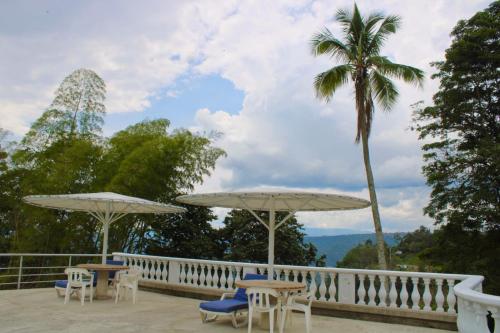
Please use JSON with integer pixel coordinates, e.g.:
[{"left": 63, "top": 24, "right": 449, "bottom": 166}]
[
  {"left": 112, "top": 252, "right": 476, "bottom": 281},
  {"left": 454, "top": 275, "right": 500, "bottom": 307},
  {"left": 0, "top": 253, "right": 112, "bottom": 257}
]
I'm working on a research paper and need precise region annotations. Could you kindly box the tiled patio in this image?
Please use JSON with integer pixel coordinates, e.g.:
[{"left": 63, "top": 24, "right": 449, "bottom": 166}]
[{"left": 0, "top": 288, "right": 452, "bottom": 333}]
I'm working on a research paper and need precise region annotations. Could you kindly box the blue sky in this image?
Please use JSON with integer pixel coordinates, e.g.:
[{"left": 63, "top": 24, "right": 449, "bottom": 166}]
[{"left": 0, "top": 0, "right": 491, "bottom": 233}]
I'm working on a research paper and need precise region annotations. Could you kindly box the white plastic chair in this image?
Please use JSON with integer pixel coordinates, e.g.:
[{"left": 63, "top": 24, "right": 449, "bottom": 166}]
[
  {"left": 246, "top": 287, "right": 280, "bottom": 333},
  {"left": 114, "top": 269, "right": 140, "bottom": 304},
  {"left": 64, "top": 268, "right": 94, "bottom": 306},
  {"left": 279, "top": 290, "right": 313, "bottom": 333}
]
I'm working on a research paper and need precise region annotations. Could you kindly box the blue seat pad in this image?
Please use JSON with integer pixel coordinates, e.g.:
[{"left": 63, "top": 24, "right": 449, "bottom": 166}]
[{"left": 200, "top": 299, "right": 248, "bottom": 313}]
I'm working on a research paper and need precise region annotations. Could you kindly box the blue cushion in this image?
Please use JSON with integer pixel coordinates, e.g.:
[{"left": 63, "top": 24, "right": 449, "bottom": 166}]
[
  {"left": 200, "top": 299, "right": 248, "bottom": 313},
  {"left": 55, "top": 280, "right": 68, "bottom": 288},
  {"left": 233, "top": 273, "right": 267, "bottom": 301},
  {"left": 106, "top": 260, "right": 125, "bottom": 279}
]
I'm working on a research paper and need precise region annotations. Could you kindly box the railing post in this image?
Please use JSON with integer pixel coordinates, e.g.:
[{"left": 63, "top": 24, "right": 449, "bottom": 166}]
[
  {"left": 17, "top": 255, "right": 23, "bottom": 289},
  {"left": 68, "top": 255, "right": 72, "bottom": 267},
  {"left": 168, "top": 261, "right": 180, "bottom": 285},
  {"left": 338, "top": 272, "right": 355, "bottom": 304}
]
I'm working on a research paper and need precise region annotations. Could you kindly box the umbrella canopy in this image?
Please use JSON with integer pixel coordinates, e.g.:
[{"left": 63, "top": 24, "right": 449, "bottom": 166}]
[
  {"left": 24, "top": 192, "right": 186, "bottom": 263},
  {"left": 177, "top": 191, "right": 370, "bottom": 279}
]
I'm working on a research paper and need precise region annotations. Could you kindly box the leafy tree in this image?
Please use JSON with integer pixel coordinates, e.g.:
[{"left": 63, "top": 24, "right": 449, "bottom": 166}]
[
  {"left": 145, "top": 205, "right": 224, "bottom": 260},
  {"left": 22, "top": 68, "right": 105, "bottom": 150},
  {"left": 412, "top": 1, "right": 499, "bottom": 293},
  {"left": 336, "top": 239, "right": 378, "bottom": 269},
  {"left": 221, "top": 209, "right": 325, "bottom": 266},
  {"left": 311, "top": 4, "right": 424, "bottom": 269}
]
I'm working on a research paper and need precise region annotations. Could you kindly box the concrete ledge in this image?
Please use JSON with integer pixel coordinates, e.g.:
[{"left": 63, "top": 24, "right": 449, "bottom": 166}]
[{"left": 139, "top": 281, "right": 457, "bottom": 331}]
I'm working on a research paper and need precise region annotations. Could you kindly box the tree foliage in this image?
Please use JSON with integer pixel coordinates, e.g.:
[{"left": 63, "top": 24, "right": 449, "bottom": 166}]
[
  {"left": 221, "top": 209, "right": 326, "bottom": 266},
  {"left": 412, "top": 1, "right": 500, "bottom": 293},
  {"left": 336, "top": 239, "right": 378, "bottom": 269},
  {"left": 22, "top": 69, "right": 106, "bottom": 151}
]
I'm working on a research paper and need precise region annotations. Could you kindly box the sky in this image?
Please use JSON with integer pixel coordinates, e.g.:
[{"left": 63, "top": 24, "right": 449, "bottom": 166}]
[{"left": 0, "top": 0, "right": 490, "bottom": 234}]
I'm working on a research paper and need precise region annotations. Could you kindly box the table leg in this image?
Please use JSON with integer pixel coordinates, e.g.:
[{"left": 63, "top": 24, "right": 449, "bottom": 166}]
[{"left": 95, "top": 271, "right": 110, "bottom": 300}]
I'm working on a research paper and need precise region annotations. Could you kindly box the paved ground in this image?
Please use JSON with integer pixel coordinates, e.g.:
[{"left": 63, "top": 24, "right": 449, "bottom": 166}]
[{"left": 0, "top": 288, "right": 450, "bottom": 333}]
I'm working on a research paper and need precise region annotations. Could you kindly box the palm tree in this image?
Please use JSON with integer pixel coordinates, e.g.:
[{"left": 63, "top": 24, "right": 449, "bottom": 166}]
[{"left": 311, "top": 4, "right": 424, "bottom": 269}]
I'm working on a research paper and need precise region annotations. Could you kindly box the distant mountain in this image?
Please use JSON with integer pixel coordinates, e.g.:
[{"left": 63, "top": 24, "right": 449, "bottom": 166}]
[
  {"left": 304, "top": 227, "right": 372, "bottom": 236},
  {"left": 305, "top": 233, "right": 400, "bottom": 267}
]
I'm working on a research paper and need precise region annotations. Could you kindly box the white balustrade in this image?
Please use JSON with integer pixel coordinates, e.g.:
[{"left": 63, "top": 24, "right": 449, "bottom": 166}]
[{"left": 112, "top": 251, "right": 498, "bottom": 332}]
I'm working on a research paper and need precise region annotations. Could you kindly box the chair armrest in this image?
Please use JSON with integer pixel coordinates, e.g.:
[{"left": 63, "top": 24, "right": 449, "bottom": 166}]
[{"left": 220, "top": 292, "right": 236, "bottom": 300}]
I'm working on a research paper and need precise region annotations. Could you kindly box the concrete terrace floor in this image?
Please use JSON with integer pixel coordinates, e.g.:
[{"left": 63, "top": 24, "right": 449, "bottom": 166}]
[{"left": 0, "top": 288, "right": 451, "bottom": 333}]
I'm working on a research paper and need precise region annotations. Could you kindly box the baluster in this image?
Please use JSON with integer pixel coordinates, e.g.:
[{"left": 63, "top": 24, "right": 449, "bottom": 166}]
[
  {"left": 400, "top": 277, "right": 409, "bottom": 309},
  {"left": 234, "top": 267, "right": 241, "bottom": 289},
  {"left": 327, "top": 272, "right": 336, "bottom": 302},
  {"left": 275, "top": 268, "right": 281, "bottom": 281},
  {"left": 357, "top": 274, "right": 366, "bottom": 305},
  {"left": 389, "top": 276, "right": 398, "bottom": 308},
  {"left": 162, "top": 261, "right": 168, "bottom": 282},
  {"left": 446, "top": 280, "right": 456, "bottom": 314},
  {"left": 489, "top": 308, "right": 499, "bottom": 333},
  {"left": 199, "top": 264, "right": 206, "bottom": 287},
  {"left": 220, "top": 266, "right": 227, "bottom": 290},
  {"left": 283, "top": 269, "right": 290, "bottom": 282},
  {"left": 206, "top": 265, "right": 213, "bottom": 288},
  {"left": 411, "top": 277, "right": 421, "bottom": 310},
  {"left": 435, "top": 279, "right": 445, "bottom": 312},
  {"left": 192, "top": 264, "right": 199, "bottom": 287},
  {"left": 187, "top": 263, "right": 194, "bottom": 285},
  {"left": 292, "top": 270, "right": 299, "bottom": 282},
  {"left": 318, "top": 272, "right": 327, "bottom": 301},
  {"left": 155, "top": 261, "right": 162, "bottom": 280},
  {"left": 213, "top": 265, "right": 221, "bottom": 289},
  {"left": 378, "top": 275, "right": 387, "bottom": 306},
  {"left": 139, "top": 259, "right": 145, "bottom": 279},
  {"left": 148, "top": 260, "right": 154, "bottom": 280},
  {"left": 422, "top": 278, "right": 432, "bottom": 311},
  {"left": 309, "top": 271, "right": 317, "bottom": 300},
  {"left": 367, "top": 275, "right": 377, "bottom": 306},
  {"left": 179, "top": 262, "right": 186, "bottom": 284},
  {"left": 227, "top": 266, "right": 235, "bottom": 290}
]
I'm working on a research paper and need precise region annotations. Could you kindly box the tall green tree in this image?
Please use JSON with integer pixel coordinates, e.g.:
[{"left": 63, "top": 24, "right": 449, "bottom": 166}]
[
  {"left": 412, "top": 1, "right": 499, "bottom": 293},
  {"left": 311, "top": 4, "right": 424, "bottom": 269},
  {"left": 221, "top": 209, "right": 326, "bottom": 266},
  {"left": 22, "top": 68, "right": 105, "bottom": 150}
]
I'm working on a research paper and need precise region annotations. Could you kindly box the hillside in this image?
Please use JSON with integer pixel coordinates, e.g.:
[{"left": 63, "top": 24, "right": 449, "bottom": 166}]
[{"left": 305, "top": 233, "right": 400, "bottom": 267}]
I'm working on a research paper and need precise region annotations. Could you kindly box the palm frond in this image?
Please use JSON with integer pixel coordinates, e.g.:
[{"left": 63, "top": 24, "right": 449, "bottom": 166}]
[
  {"left": 313, "top": 64, "right": 352, "bottom": 102},
  {"left": 370, "top": 70, "right": 399, "bottom": 111},
  {"left": 310, "top": 28, "right": 352, "bottom": 62},
  {"left": 369, "top": 56, "right": 424, "bottom": 86},
  {"left": 366, "top": 15, "right": 401, "bottom": 55}
]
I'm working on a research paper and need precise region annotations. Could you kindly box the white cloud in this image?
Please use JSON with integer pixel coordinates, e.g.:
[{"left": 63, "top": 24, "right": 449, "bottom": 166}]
[{"left": 1, "top": 0, "right": 489, "bottom": 231}]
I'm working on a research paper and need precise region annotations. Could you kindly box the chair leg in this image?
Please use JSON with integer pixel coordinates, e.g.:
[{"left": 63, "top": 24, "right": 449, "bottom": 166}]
[
  {"left": 247, "top": 308, "right": 253, "bottom": 333},
  {"left": 80, "top": 286, "right": 86, "bottom": 306},
  {"left": 269, "top": 309, "right": 275, "bottom": 333},
  {"left": 305, "top": 308, "right": 312, "bottom": 333},
  {"left": 90, "top": 284, "right": 93, "bottom": 303},
  {"left": 64, "top": 286, "right": 70, "bottom": 304},
  {"left": 280, "top": 307, "right": 287, "bottom": 333},
  {"left": 132, "top": 287, "right": 137, "bottom": 304},
  {"left": 115, "top": 285, "right": 120, "bottom": 304}
]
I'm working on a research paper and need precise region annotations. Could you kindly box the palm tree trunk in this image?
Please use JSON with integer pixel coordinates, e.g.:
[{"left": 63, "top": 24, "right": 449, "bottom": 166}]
[{"left": 360, "top": 127, "right": 388, "bottom": 270}]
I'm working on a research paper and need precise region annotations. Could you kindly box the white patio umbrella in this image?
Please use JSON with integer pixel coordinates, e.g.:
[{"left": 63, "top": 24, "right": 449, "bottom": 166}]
[
  {"left": 24, "top": 192, "right": 186, "bottom": 263},
  {"left": 177, "top": 191, "right": 370, "bottom": 280}
]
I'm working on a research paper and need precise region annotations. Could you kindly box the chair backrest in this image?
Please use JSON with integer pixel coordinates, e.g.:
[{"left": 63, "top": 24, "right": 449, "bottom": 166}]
[
  {"left": 118, "top": 268, "right": 140, "bottom": 285},
  {"left": 65, "top": 268, "right": 91, "bottom": 286},
  {"left": 233, "top": 273, "right": 267, "bottom": 301},
  {"left": 106, "top": 260, "right": 125, "bottom": 279},
  {"left": 246, "top": 287, "right": 279, "bottom": 311}
]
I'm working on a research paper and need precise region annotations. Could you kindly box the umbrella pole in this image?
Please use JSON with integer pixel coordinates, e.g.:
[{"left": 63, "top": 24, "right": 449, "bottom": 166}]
[
  {"left": 268, "top": 209, "right": 275, "bottom": 281},
  {"left": 102, "top": 220, "right": 109, "bottom": 264}
]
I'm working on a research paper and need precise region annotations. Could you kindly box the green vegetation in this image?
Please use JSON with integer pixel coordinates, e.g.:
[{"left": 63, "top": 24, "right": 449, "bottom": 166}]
[
  {"left": 0, "top": 68, "right": 321, "bottom": 280},
  {"left": 311, "top": 3, "right": 424, "bottom": 269},
  {"left": 221, "top": 210, "right": 325, "bottom": 266},
  {"left": 412, "top": 1, "right": 499, "bottom": 294}
]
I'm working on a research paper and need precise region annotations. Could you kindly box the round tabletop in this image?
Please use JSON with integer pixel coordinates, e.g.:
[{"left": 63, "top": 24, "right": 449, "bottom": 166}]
[
  {"left": 77, "top": 263, "right": 128, "bottom": 271},
  {"left": 235, "top": 280, "right": 306, "bottom": 291}
]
